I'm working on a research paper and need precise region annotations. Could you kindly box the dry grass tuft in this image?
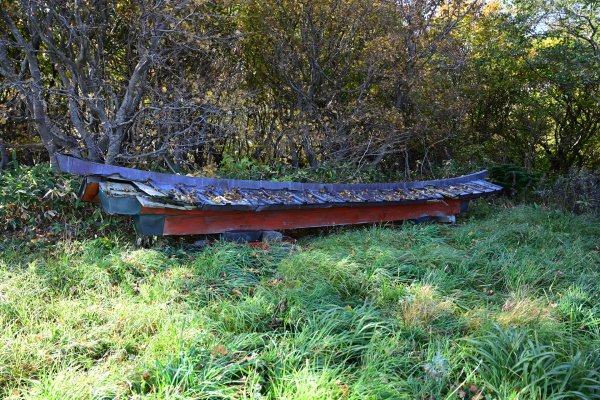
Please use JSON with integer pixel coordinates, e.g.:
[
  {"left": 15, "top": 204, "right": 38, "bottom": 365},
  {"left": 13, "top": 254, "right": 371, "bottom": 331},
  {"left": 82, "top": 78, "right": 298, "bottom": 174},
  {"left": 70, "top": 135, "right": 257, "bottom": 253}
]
[
  {"left": 399, "top": 284, "right": 455, "bottom": 327},
  {"left": 496, "top": 294, "right": 555, "bottom": 327}
]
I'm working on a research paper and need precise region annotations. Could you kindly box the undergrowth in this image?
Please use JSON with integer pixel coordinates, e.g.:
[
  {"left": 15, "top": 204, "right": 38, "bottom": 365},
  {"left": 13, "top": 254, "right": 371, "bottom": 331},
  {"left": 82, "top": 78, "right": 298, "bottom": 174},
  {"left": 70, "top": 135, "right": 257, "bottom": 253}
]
[
  {"left": 0, "top": 164, "right": 128, "bottom": 237},
  {"left": 0, "top": 204, "right": 599, "bottom": 399}
]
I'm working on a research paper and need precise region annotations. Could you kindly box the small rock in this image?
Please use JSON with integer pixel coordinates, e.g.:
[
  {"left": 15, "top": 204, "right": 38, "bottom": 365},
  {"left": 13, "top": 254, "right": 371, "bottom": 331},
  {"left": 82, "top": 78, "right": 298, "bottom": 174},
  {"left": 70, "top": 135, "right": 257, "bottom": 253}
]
[
  {"left": 262, "top": 230, "right": 283, "bottom": 243},
  {"left": 435, "top": 215, "right": 456, "bottom": 224},
  {"left": 411, "top": 216, "right": 432, "bottom": 224},
  {"left": 222, "top": 230, "right": 262, "bottom": 242}
]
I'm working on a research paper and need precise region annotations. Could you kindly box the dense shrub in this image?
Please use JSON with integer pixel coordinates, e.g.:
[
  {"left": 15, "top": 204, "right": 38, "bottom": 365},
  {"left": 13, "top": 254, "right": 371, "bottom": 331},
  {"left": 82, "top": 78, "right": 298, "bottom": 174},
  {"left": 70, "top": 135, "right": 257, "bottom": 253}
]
[
  {"left": 0, "top": 164, "right": 126, "bottom": 236},
  {"left": 215, "top": 156, "right": 389, "bottom": 184},
  {"left": 214, "top": 155, "right": 274, "bottom": 180},
  {"left": 537, "top": 169, "right": 600, "bottom": 214},
  {"left": 488, "top": 164, "right": 541, "bottom": 197}
]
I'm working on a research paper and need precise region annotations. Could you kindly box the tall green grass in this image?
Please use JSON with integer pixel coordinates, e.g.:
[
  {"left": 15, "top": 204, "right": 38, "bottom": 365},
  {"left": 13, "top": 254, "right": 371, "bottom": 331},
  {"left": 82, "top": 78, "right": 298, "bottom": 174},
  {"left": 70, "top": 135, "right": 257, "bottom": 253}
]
[{"left": 0, "top": 204, "right": 599, "bottom": 398}]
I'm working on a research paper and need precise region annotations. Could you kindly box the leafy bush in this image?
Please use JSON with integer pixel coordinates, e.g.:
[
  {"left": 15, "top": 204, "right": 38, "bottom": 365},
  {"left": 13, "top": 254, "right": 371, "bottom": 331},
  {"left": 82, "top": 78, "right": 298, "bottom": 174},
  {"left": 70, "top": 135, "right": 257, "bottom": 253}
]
[
  {"left": 488, "top": 164, "right": 541, "bottom": 197},
  {"left": 537, "top": 169, "right": 600, "bottom": 214},
  {"left": 0, "top": 164, "right": 125, "bottom": 236},
  {"left": 215, "top": 155, "right": 274, "bottom": 180},
  {"left": 275, "top": 162, "right": 389, "bottom": 184},
  {"left": 487, "top": 164, "right": 600, "bottom": 214},
  {"left": 0, "top": 164, "right": 72, "bottom": 231},
  {"left": 215, "top": 155, "right": 390, "bottom": 184}
]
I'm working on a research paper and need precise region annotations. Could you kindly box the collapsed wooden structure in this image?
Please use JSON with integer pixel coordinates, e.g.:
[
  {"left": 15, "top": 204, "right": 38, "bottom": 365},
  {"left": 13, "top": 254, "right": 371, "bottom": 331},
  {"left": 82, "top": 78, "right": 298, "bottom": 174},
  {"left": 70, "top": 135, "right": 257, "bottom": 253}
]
[{"left": 57, "top": 155, "right": 502, "bottom": 236}]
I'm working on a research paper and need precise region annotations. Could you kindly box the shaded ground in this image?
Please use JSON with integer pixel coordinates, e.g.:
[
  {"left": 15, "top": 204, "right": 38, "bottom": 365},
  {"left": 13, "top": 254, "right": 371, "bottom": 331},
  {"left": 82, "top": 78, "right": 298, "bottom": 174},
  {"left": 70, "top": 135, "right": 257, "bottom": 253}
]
[{"left": 0, "top": 204, "right": 599, "bottom": 399}]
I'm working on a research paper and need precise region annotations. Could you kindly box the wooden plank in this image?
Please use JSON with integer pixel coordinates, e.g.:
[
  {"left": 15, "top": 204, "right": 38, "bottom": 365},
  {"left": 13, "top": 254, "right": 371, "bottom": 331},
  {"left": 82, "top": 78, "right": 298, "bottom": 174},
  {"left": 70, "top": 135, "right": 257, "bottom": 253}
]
[
  {"left": 131, "top": 181, "right": 168, "bottom": 197},
  {"left": 80, "top": 181, "right": 100, "bottom": 202},
  {"left": 137, "top": 196, "right": 193, "bottom": 210},
  {"left": 155, "top": 199, "right": 462, "bottom": 235},
  {"left": 101, "top": 181, "right": 139, "bottom": 195}
]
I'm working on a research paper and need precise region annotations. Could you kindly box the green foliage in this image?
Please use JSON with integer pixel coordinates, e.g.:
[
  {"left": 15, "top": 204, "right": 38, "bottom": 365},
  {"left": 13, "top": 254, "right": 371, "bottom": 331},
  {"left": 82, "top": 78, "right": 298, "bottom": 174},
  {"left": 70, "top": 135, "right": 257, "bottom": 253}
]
[
  {"left": 0, "top": 164, "right": 127, "bottom": 237},
  {"left": 1, "top": 204, "right": 599, "bottom": 398},
  {"left": 0, "top": 164, "right": 74, "bottom": 231},
  {"left": 275, "top": 162, "right": 389, "bottom": 184},
  {"left": 215, "top": 156, "right": 389, "bottom": 184},
  {"left": 452, "top": 0, "right": 600, "bottom": 174},
  {"left": 537, "top": 169, "right": 600, "bottom": 214},
  {"left": 488, "top": 164, "right": 541, "bottom": 196},
  {"left": 216, "top": 155, "right": 274, "bottom": 180},
  {"left": 4, "top": 0, "right": 600, "bottom": 177}
]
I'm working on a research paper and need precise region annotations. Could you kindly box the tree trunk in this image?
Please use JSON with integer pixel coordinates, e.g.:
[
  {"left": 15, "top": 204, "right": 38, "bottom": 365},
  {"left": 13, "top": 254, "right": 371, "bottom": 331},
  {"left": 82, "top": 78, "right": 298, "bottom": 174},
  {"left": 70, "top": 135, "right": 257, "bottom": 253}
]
[
  {"left": 0, "top": 140, "right": 8, "bottom": 170},
  {"left": 302, "top": 126, "right": 319, "bottom": 168}
]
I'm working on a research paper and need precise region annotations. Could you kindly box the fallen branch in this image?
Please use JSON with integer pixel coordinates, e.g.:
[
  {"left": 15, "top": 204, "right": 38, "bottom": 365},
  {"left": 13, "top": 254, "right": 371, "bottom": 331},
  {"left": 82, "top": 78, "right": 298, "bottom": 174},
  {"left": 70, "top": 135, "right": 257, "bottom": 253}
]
[{"left": 4, "top": 143, "right": 46, "bottom": 149}]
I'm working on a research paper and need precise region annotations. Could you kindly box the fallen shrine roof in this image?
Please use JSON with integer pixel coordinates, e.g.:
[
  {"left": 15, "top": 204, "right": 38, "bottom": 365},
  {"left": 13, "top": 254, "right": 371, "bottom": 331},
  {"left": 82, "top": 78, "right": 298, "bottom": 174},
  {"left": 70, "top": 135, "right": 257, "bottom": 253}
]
[{"left": 57, "top": 155, "right": 503, "bottom": 236}]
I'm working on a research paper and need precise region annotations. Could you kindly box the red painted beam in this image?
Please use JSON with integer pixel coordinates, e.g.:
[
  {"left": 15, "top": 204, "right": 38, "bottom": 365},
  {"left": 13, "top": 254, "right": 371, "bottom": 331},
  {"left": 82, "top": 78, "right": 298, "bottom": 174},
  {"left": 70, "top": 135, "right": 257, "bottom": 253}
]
[{"left": 149, "top": 200, "right": 462, "bottom": 235}]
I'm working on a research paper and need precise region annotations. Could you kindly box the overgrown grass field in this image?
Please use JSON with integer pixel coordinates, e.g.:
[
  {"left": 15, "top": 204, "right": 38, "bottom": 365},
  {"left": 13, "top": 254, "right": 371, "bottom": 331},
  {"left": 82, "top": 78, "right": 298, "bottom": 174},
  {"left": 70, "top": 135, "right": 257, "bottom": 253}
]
[{"left": 1, "top": 204, "right": 599, "bottom": 399}]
